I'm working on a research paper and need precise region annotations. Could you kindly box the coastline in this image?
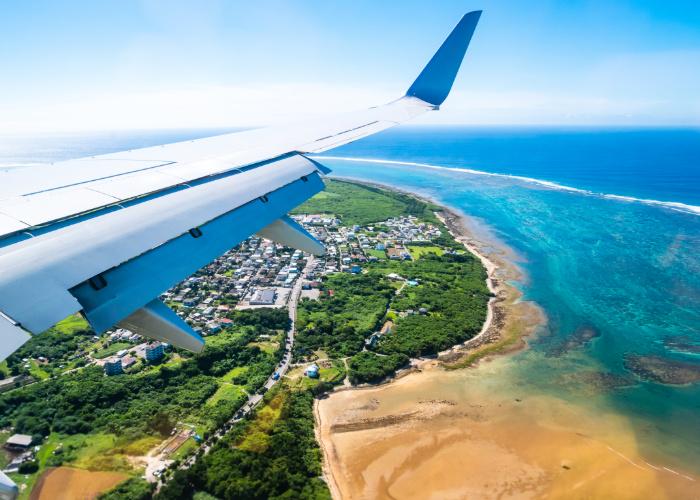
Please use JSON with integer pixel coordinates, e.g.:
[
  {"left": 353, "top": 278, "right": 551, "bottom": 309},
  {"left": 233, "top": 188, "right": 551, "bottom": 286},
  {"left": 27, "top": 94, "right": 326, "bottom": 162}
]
[
  {"left": 330, "top": 177, "right": 542, "bottom": 370},
  {"left": 314, "top": 179, "right": 544, "bottom": 498},
  {"left": 313, "top": 179, "right": 699, "bottom": 499}
]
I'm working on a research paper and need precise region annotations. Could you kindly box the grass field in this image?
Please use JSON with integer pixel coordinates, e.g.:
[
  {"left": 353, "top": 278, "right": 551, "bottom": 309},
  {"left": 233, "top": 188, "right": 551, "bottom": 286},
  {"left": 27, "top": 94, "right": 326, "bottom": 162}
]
[
  {"left": 247, "top": 341, "right": 279, "bottom": 355},
  {"left": 237, "top": 392, "right": 285, "bottom": 453},
  {"left": 319, "top": 366, "right": 343, "bottom": 383},
  {"left": 221, "top": 366, "right": 248, "bottom": 382},
  {"left": 28, "top": 360, "right": 50, "bottom": 380},
  {"left": 53, "top": 315, "right": 90, "bottom": 335},
  {"left": 92, "top": 342, "right": 132, "bottom": 359},
  {"left": 206, "top": 383, "right": 246, "bottom": 406},
  {"left": 292, "top": 179, "right": 438, "bottom": 226},
  {"left": 408, "top": 245, "right": 444, "bottom": 259},
  {"left": 170, "top": 437, "right": 197, "bottom": 460},
  {"left": 366, "top": 249, "right": 387, "bottom": 259},
  {"left": 204, "top": 330, "right": 243, "bottom": 348}
]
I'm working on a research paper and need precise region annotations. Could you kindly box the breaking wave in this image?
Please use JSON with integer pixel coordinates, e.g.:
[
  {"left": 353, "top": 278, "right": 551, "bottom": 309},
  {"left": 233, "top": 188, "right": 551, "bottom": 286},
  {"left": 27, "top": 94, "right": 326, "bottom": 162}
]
[{"left": 314, "top": 156, "right": 700, "bottom": 217}]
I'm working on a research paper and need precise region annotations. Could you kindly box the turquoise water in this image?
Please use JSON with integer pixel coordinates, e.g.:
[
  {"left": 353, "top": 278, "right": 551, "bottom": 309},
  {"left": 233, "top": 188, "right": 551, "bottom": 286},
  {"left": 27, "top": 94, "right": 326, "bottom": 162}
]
[
  {"left": 321, "top": 127, "right": 700, "bottom": 472},
  {"left": 1, "top": 126, "right": 699, "bottom": 471}
]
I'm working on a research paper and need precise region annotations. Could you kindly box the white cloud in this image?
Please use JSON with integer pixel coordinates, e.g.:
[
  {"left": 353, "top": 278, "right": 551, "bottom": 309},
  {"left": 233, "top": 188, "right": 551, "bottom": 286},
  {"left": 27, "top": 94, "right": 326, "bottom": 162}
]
[
  {"left": 0, "top": 83, "right": 395, "bottom": 133},
  {"left": 2, "top": 66, "right": 698, "bottom": 133}
]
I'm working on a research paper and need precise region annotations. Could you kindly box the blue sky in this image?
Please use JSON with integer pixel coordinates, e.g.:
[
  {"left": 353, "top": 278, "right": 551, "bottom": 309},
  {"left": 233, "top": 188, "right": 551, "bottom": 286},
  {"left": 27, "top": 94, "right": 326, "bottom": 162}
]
[{"left": 1, "top": 0, "right": 699, "bottom": 131}]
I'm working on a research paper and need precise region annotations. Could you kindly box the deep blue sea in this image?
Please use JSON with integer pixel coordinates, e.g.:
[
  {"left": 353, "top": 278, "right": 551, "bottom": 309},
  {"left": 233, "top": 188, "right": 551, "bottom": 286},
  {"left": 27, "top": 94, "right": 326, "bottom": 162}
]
[{"left": 1, "top": 125, "right": 699, "bottom": 471}]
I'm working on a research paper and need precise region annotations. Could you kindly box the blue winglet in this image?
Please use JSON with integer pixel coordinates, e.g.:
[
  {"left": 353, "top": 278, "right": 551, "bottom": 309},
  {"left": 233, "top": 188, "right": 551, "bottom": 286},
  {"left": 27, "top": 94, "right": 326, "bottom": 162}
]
[{"left": 406, "top": 11, "right": 482, "bottom": 106}]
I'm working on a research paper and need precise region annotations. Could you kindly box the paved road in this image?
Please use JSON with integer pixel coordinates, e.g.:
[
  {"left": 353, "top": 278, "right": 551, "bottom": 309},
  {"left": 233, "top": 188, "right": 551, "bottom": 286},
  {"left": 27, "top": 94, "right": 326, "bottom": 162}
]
[{"left": 173, "top": 255, "right": 315, "bottom": 475}]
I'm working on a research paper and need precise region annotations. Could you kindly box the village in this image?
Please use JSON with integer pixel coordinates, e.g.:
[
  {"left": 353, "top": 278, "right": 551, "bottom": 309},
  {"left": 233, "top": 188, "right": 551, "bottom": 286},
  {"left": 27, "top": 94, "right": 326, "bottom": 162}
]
[
  {"left": 2, "top": 212, "right": 443, "bottom": 382},
  {"left": 0, "top": 211, "right": 446, "bottom": 481}
]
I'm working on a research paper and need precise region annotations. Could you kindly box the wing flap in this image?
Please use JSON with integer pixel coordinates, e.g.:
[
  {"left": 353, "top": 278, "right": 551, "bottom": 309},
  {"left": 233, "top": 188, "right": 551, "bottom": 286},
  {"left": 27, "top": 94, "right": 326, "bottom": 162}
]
[
  {"left": 257, "top": 216, "right": 325, "bottom": 255},
  {"left": 118, "top": 299, "right": 204, "bottom": 353},
  {"left": 0, "top": 213, "right": 29, "bottom": 235},
  {"left": 0, "top": 188, "right": 119, "bottom": 227},
  {"left": 0, "top": 313, "right": 32, "bottom": 361},
  {"left": 86, "top": 170, "right": 187, "bottom": 200},
  {"left": 0, "top": 158, "right": 174, "bottom": 200}
]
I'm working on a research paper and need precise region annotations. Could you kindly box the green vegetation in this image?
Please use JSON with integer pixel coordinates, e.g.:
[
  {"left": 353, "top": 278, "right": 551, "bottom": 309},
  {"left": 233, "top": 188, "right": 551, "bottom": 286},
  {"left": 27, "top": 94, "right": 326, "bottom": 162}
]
[
  {"left": 407, "top": 245, "right": 444, "bottom": 259},
  {"left": 228, "top": 307, "right": 290, "bottom": 331},
  {"left": 0, "top": 309, "right": 287, "bottom": 450},
  {"left": 366, "top": 248, "right": 387, "bottom": 259},
  {"left": 292, "top": 179, "right": 439, "bottom": 225},
  {"left": 0, "top": 308, "right": 292, "bottom": 498},
  {"left": 27, "top": 360, "right": 50, "bottom": 381},
  {"left": 99, "top": 477, "right": 154, "bottom": 500},
  {"left": 319, "top": 360, "right": 346, "bottom": 384},
  {"left": 5, "top": 316, "right": 94, "bottom": 377},
  {"left": 294, "top": 180, "right": 489, "bottom": 384},
  {"left": 155, "top": 387, "right": 330, "bottom": 500},
  {"left": 375, "top": 254, "right": 489, "bottom": 357},
  {"left": 53, "top": 314, "right": 91, "bottom": 334},
  {"left": 205, "top": 383, "right": 246, "bottom": 407},
  {"left": 348, "top": 352, "right": 409, "bottom": 384},
  {"left": 8, "top": 178, "right": 488, "bottom": 500},
  {"left": 92, "top": 342, "right": 132, "bottom": 359},
  {"left": 294, "top": 272, "right": 394, "bottom": 358}
]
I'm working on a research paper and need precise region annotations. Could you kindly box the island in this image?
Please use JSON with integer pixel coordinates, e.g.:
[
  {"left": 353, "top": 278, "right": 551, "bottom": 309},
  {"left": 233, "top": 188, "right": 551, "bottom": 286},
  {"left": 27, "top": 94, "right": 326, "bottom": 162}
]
[{"left": 0, "top": 180, "right": 500, "bottom": 500}]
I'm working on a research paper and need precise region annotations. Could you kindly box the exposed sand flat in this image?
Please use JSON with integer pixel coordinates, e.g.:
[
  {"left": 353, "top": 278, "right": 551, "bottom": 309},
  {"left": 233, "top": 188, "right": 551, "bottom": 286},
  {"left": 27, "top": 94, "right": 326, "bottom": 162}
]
[{"left": 316, "top": 362, "right": 698, "bottom": 499}]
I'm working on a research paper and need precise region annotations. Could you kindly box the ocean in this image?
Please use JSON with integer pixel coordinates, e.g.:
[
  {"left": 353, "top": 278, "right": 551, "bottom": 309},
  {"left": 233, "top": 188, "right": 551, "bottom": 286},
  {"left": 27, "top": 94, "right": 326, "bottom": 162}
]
[{"left": 1, "top": 125, "right": 699, "bottom": 473}]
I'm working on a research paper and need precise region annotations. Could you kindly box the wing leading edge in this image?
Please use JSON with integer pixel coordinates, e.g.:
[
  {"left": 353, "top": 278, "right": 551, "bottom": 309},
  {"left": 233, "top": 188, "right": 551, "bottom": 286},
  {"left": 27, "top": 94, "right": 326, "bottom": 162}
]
[{"left": 0, "top": 11, "right": 481, "bottom": 360}]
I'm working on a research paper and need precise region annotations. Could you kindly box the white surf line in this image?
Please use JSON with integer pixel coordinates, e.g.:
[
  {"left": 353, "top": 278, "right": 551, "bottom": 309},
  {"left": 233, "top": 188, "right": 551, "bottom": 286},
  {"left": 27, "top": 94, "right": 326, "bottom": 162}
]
[
  {"left": 315, "top": 156, "right": 700, "bottom": 217},
  {"left": 606, "top": 445, "right": 646, "bottom": 471},
  {"left": 605, "top": 445, "right": 696, "bottom": 482},
  {"left": 662, "top": 466, "right": 696, "bottom": 482}
]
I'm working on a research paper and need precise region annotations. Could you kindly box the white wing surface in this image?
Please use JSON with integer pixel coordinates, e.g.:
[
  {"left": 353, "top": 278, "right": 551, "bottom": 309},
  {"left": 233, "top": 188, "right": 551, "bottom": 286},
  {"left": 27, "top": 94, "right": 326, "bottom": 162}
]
[{"left": 0, "top": 11, "right": 481, "bottom": 360}]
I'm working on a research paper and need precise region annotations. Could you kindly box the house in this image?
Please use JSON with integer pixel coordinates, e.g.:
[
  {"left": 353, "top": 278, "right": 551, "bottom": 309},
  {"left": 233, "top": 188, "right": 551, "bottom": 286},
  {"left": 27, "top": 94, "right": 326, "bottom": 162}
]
[
  {"left": 365, "top": 334, "right": 380, "bottom": 348},
  {"left": 380, "top": 321, "right": 394, "bottom": 335},
  {"left": 306, "top": 364, "right": 320, "bottom": 379},
  {"left": 4, "top": 434, "right": 32, "bottom": 451},
  {"left": 387, "top": 248, "right": 404, "bottom": 260},
  {"left": 4, "top": 452, "right": 32, "bottom": 473},
  {"left": 145, "top": 343, "right": 165, "bottom": 362},
  {"left": 121, "top": 356, "right": 137, "bottom": 369},
  {"left": 104, "top": 359, "right": 123, "bottom": 376},
  {"left": 250, "top": 289, "right": 276, "bottom": 305}
]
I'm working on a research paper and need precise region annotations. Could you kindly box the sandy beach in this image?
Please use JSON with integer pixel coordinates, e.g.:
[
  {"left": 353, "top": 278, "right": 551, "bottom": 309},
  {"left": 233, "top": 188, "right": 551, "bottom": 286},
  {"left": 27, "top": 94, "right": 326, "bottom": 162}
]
[{"left": 314, "top": 184, "right": 699, "bottom": 499}]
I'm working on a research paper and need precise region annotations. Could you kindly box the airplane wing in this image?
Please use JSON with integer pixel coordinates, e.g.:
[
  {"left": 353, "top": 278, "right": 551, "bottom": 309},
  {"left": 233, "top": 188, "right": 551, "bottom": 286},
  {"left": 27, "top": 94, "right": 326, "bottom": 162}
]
[{"left": 0, "top": 11, "right": 481, "bottom": 360}]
